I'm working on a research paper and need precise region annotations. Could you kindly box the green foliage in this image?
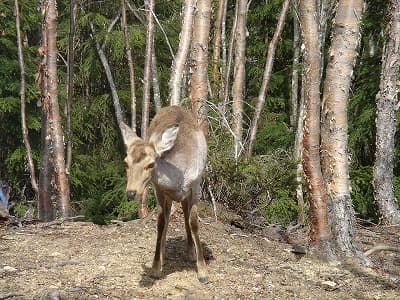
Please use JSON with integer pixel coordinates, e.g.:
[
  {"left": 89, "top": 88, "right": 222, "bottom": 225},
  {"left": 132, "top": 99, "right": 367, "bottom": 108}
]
[
  {"left": 252, "top": 112, "right": 294, "bottom": 154},
  {"left": 393, "top": 177, "right": 400, "bottom": 205},
  {"left": 260, "top": 190, "right": 298, "bottom": 225},
  {"left": 13, "top": 203, "right": 30, "bottom": 218},
  {"left": 349, "top": 167, "right": 377, "bottom": 222},
  {"left": 207, "top": 132, "right": 297, "bottom": 225}
]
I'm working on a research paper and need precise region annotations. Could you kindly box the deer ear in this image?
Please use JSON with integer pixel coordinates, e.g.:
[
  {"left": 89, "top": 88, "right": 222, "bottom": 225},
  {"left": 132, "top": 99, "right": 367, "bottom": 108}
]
[
  {"left": 152, "top": 125, "right": 179, "bottom": 156},
  {"left": 121, "top": 122, "right": 138, "bottom": 147}
]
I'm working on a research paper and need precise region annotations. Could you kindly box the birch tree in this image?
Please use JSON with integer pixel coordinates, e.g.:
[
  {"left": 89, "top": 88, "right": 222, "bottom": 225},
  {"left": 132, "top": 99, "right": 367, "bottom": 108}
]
[
  {"left": 38, "top": 0, "right": 53, "bottom": 221},
  {"left": 373, "top": 0, "right": 400, "bottom": 225},
  {"left": 231, "top": 0, "right": 247, "bottom": 159},
  {"left": 321, "top": 0, "right": 364, "bottom": 259},
  {"left": 169, "top": 0, "right": 196, "bottom": 106},
  {"left": 45, "top": 0, "right": 71, "bottom": 218},
  {"left": 121, "top": 0, "right": 138, "bottom": 131},
  {"left": 66, "top": 0, "right": 77, "bottom": 174},
  {"left": 139, "top": 0, "right": 156, "bottom": 219},
  {"left": 211, "top": 0, "right": 226, "bottom": 98},
  {"left": 299, "top": 0, "right": 332, "bottom": 253},
  {"left": 15, "top": 0, "right": 38, "bottom": 194},
  {"left": 190, "top": 0, "right": 211, "bottom": 138}
]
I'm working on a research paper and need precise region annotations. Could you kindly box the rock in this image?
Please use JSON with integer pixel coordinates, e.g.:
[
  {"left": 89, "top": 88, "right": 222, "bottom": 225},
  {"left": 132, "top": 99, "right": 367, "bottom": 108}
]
[
  {"left": 3, "top": 266, "right": 17, "bottom": 272},
  {"left": 320, "top": 280, "right": 338, "bottom": 290}
]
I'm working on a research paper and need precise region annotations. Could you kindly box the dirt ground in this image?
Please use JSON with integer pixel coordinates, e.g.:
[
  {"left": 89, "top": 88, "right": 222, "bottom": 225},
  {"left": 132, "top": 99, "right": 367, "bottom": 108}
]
[{"left": 1, "top": 204, "right": 400, "bottom": 300}]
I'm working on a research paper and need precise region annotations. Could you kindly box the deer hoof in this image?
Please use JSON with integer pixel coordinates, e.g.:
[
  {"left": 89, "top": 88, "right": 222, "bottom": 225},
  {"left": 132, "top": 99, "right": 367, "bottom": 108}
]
[
  {"left": 149, "top": 267, "right": 162, "bottom": 279},
  {"left": 143, "top": 261, "right": 162, "bottom": 279}
]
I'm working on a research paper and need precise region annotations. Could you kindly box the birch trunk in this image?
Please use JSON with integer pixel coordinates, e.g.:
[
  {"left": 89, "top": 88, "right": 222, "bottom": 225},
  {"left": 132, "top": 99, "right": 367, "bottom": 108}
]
[
  {"left": 295, "top": 73, "right": 305, "bottom": 225},
  {"left": 373, "top": 0, "right": 400, "bottom": 225},
  {"left": 222, "top": 1, "right": 238, "bottom": 114},
  {"left": 15, "top": 0, "right": 38, "bottom": 194},
  {"left": 221, "top": 0, "right": 228, "bottom": 101},
  {"left": 318, "top": 0, "right": 336, "bottom": 78},
  {"left": 89, "top": 16, "right": 129, "bottom": 138},
  {"left": 246, "top": 0, "right": 290, "bottom": 158},
  {"left": 121, "top": 0, "right": 138, "bottom": 131},
  {"left": 299, "top": 0, "right": 332, "bottom": 253},
  {"left": 47, "top": 0, "right": 71, "bottom": 218},
  {"left": 38, "top": 0, "right": 53, "bottom": 221},
  {"left": 66, "top": 0, "right": 77, "bottom": 174},
  {"left": 140, "top": 0, "right": 156, "bottom": 219},
  {"left": 142, "top": 0, "right": 155, "bottom": 140},
  {"left": 321, "top": 0, "right": 364, "bottom": 260},
  {"left": 152, "top": 50, "right": 162, "bottom": 112},
  {"left": 190, "top": 0, "right": 211, "bottom": 139},
  {"left": 231, "top": 0, "right": 247, "bottom": 159},
  {"left": 211, "top": 0, "right": 226, "bottom": 97},
  {"left": 169, "top": 0, "right": 196, "bottom": 106},
  {"left": 290, "top": 0, "right": 300, "bottom": 130}
]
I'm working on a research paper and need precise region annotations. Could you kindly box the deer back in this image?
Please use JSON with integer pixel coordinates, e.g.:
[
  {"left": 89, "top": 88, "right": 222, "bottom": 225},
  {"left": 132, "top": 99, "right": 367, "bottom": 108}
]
[{"left": 148, "top": 106, "right": 207, "bottom": 201}]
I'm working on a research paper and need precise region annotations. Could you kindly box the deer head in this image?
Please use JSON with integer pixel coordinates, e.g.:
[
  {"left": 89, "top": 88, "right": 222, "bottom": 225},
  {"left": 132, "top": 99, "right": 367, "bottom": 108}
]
[{"left": 122, "top": 122, "right": 179, "bottom": 200}]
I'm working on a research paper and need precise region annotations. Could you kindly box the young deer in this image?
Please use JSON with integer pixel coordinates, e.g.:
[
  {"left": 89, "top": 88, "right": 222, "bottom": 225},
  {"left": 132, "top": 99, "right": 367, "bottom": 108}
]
[{"left": 122, "top": 106, "right": 208, "bottom": 283}]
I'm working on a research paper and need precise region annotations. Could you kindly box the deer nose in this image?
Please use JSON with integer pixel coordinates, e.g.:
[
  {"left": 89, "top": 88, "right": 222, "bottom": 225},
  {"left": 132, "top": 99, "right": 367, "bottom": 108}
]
[{"left": 127, "top": 191, "right": 137, "bottom": 200}]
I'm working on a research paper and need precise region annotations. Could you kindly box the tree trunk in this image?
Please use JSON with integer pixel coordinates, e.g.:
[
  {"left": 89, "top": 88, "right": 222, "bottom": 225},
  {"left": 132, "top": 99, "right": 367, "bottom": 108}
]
[
  {"left": 89, "top": 17, "right": 128, "bottom": 138},
  {"left": 220, "top": 0, "right": 228, "bottom": 101},
  {"left": 38, "top": 0, "right": 53, "bottom": 221},
  {"left": 142, "top": 0, "right": 155, "bottom": 141},
  {"left": 321, "top": 0, "right": 364, "bottom": 260},
  {"left": 246, "top": 0, "right": 290, "bottom": 158},
  {"left": 169, "top": 0, "right": 196, "bottom": 106},
  {"left": 290, "top": 0, "right": 300, "bottom": 130},
  {"left": 140, "top": 0, "right": 156, "bottom": 219},
  {"left": 373, "top": 0, "right": 400, "bottom": 225},
  {"left": 222, "top": 0, "right": 238, "bottom": 114},
  {"left": 47, "top": 0, "right": 71, "bottom": 218},
  {"left": 231, "top": 0, "right": 247, "bottom": 159},
  {"left": 66, "top": 0, "right": 77, "bottom": 175},
  {"left": 152, "top": 50, "right": 162, "bottom": 112},
  {"left": 121, "top": 0, "right": 138, "bottom": 131},
  {"left": 190, "top": 0, "right": 211, "bottom": 139},
  {"left": 295, "top": 73, "right": 305, "bottom": 225},
  {"left": 211, "top": 0, "right": 226, "bottom": 97},
  {"left": 15, "top": 0, "right": 38, "bottom": 194},
  {"left": 299, "top": 0, "right": 332, "bottom": 254},
  {"left": 318, "top": 0, "right": 336, "bottom": 78}
]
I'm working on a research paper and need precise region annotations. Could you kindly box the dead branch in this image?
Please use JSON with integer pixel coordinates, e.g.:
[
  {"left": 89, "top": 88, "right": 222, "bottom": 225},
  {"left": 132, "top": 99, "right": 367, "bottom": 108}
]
[
  {"left": 364, "top": 244, "right": 400, "bottom": 257},
  {"left": 39, "top": 215, "right": 85, "bottom": 228}
]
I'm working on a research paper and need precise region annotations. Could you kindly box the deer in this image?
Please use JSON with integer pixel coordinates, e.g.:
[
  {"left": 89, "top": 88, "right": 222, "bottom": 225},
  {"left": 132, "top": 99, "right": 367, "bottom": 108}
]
[{"left": 121, "top": 105, "right": 208, "bottom": 283}]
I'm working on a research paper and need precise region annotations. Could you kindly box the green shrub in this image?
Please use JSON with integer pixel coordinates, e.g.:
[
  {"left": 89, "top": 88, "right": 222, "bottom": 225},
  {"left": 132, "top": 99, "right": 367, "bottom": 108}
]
[
  {"left": 207, "top": 136, "right": 297, "bottom": 226},
  {"left": 349, "top": 166, "right": 377, "bottom": 222},
  {"left": 260, "top": 190, "right": 298, "bottom": 225}
]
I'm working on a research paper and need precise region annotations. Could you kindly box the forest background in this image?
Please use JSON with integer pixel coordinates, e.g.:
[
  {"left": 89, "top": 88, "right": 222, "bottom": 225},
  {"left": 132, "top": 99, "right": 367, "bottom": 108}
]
[{"left": 0, "top": 0, "right": 397, "bottom": 229}]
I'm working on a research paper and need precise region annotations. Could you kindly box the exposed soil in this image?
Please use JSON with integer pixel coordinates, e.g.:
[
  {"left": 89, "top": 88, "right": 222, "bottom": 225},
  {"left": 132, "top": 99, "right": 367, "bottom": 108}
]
[{"left": 1, "top": 204, "right": 400, "bottom": 299}]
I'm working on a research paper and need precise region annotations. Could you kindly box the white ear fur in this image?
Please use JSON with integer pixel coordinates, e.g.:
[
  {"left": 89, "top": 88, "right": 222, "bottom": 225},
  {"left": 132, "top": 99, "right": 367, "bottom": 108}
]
[
  {"left": 153, "top": 125, "right": 179, "bottom": 156},
  {"left": 121, "top": 122, "right": 139, "bottom": 146}
]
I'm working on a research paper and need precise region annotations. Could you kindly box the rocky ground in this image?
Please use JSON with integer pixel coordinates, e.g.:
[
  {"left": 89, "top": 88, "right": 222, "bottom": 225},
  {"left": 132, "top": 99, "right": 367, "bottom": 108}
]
[{"left": 0, "top": 205, "right": 399, "bottom": 299}]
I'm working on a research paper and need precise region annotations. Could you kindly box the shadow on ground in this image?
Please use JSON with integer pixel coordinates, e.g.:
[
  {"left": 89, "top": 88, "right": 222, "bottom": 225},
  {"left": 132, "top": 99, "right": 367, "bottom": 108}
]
[{"left": 139, "top": 236, "right": 214, "bottom": 287}]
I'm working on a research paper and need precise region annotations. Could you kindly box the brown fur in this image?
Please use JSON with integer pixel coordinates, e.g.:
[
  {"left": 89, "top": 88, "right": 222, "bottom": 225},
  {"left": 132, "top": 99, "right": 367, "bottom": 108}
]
[{"left": 123, "top": 106, "right": 208, "bottom": 283}]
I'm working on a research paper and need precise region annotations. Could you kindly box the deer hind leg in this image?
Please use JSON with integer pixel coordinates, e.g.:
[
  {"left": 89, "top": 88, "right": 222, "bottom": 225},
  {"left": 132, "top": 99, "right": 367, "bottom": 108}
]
[
  {"left": 183, "top": 200, "right": 196, "bottom": 262},
  {"left": 188, "top": 202, "right": 208, "bottom": 283},
  {"left": 151, "top": 191, "right": 172, "bottom": 278}
]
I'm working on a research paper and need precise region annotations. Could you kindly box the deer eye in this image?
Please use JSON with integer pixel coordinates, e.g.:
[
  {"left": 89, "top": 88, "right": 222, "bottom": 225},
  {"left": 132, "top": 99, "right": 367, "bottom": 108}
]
[{"left": 145, "top": 163, "right": 155, "bottom": 170}]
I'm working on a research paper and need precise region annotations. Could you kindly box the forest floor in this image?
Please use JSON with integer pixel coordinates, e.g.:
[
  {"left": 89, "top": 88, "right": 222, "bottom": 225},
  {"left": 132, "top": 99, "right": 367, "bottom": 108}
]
[{"left": 0, "top": 202, "right": 400, "bottom": 300}]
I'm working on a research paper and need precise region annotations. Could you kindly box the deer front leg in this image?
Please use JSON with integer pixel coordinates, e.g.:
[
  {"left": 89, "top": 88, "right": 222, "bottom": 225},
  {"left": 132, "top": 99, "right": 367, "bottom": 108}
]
[
  {"left": 151, "top": 193, "right": 172, "bottom": 278},
  {"left": 189, "top": 203, "right": 208, "bottom": 283}
]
